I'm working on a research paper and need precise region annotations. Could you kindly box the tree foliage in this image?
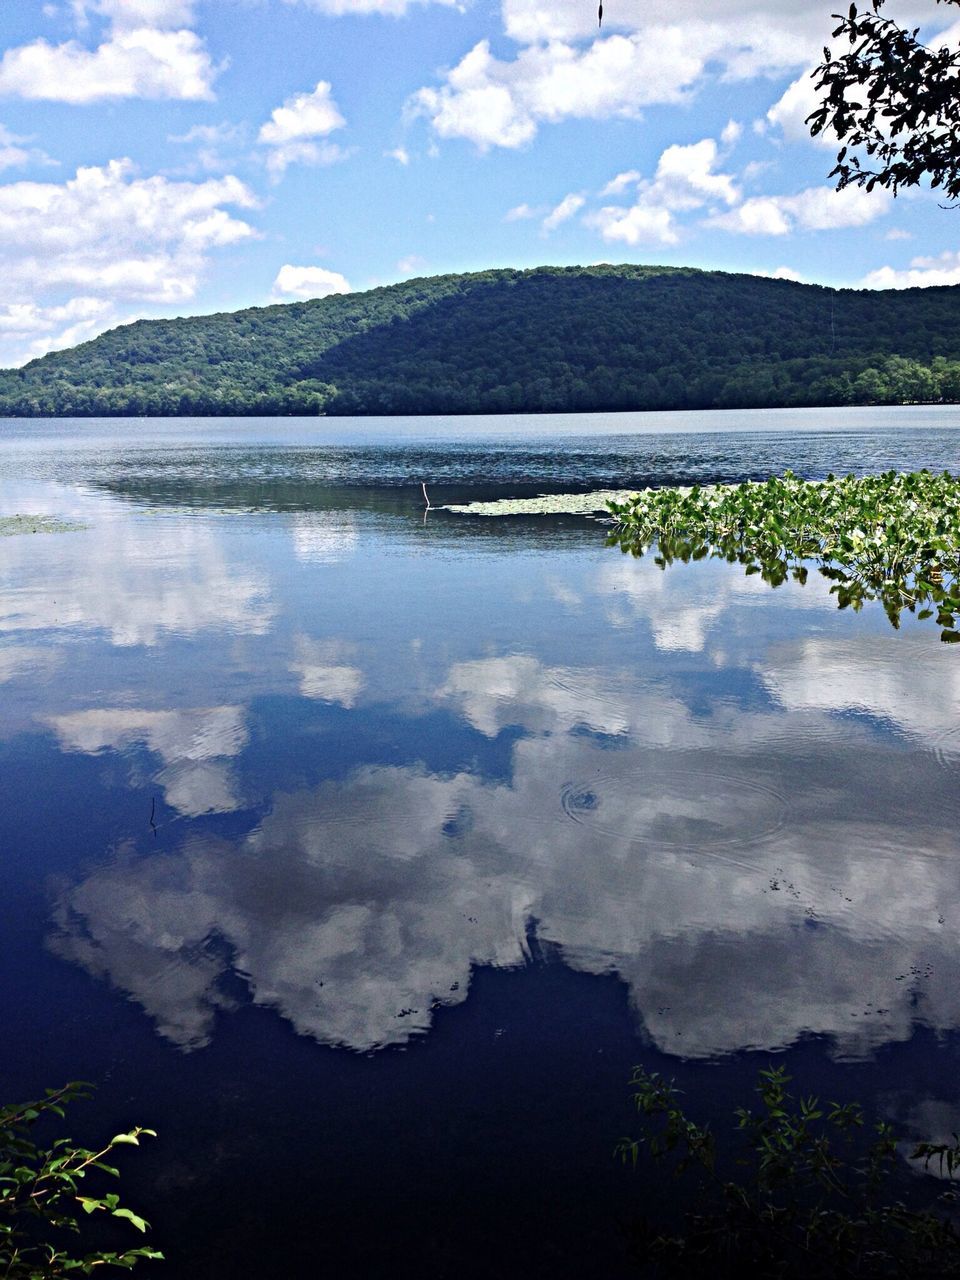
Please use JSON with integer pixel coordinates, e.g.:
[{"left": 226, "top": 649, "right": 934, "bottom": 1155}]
[
  {"left": 810, "top": 0, "right": 960, "bottom": 201},
  {"left": 1, "top": 1083, "right": 161, "bottom": 1278},
  {"left": 617, "top": 1064, "right": 960, "bottom": 1277},
  {"left": 4, "top": 266, "right": 960, "bottom": 417}
]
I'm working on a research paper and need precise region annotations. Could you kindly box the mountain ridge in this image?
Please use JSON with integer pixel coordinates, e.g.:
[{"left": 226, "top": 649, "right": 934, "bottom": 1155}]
[{"left": 3, "top": 263, "right": 960, "bottom": 417}]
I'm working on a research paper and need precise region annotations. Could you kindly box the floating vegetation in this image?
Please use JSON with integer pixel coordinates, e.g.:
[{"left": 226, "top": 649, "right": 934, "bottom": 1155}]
[
  {"left": 0, "top": 514, "right": 87, "bottom": 536},
  {"left": 442, "top": 489, "right": 636, "bottom": 516},
  {"left": 608, "top": 470, "right": 960, "bottom": 642}
]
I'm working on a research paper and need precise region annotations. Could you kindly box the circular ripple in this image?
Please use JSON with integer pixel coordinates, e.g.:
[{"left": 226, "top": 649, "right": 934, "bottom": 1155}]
[
  {"left": 931, "top": 724, "right": 960, "bottom": 771},
  {"left": 560, "top": 766, "right": 789, "bottom": 851}
]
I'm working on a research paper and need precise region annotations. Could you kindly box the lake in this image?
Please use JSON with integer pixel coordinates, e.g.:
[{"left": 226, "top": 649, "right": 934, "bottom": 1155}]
[{"left": 2, "top": 405, "right": 959, "bottom": 1277}]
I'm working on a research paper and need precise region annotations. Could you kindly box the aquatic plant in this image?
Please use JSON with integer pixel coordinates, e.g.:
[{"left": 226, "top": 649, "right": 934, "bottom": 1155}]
[
  {"left": 617, "top": 1064, "right": 960, "bottom": 1277},
  {"left": 0, "top": 1083, "right": 161, "bottom": 1277},
  {"left": 608, "top": 470, "right": 960, "bottom": 641}
]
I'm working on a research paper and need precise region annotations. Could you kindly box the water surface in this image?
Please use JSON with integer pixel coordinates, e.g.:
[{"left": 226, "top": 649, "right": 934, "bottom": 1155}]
[{"left": 2, "top": 406, "right": 959, "bottom": 1277}]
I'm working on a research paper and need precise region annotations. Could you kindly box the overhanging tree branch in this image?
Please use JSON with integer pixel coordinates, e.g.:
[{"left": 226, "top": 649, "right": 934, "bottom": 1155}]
[{"left": 808, "top": 0, "right": 960, "bottom": 201}]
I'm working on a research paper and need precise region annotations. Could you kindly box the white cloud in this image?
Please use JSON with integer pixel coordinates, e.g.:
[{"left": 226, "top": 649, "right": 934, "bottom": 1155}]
[
  {"left": 168, "top": 120, "right": 247, "bottom": 172},
  {"left": 411, "top": 33, "right": 704, "bottom": 150},
  {"left": 0, "top": 159, "right": 257, "bottom": 365},
  {"left": 763, "top": 70, "right": 833, "bottom": 147},
  {"left": 258, "top": 80, "right": 347, "bottom": 176},
  {"left": 884, "top": 228, "right": 913, "bottom": 242},
  {"left": 711, "top": 183, "right": 890, "bottom": 236},
  {"left": 498, "top": 0, "right": 932, "bottom": 60},
  {"left": 0, "top": 297, "right": 115, "bottom": 362},
  {"left": 271, "top": 264, "right": 351, "bottom": 300},
  {"left": 396, "top": 253, "right": 426, "bottom": 274},
  {"left": 503, "top": 202, "right": 539, "bottom": 221},
  {"left": 0, "top": 26, "right": 219, "bottom": 103},
  {"left": 412, "top": 1, "right": 942, "bottom": 149},
  {"left": 589, "top": 202, "right": 678, "bottom": 246},
  {"left": 385, "top": 146, "right": 410, "bottom": 165},
  {"left": 600, "top": 169, "right": 641, "bottom": 197},
  {"left": 287, "top": 0, "right": 459, "bottom": 14},
  {"left": 0, "top": 123, "right": 55, "bottom": 171},
  {"left": 542, "top": 191, "right": 584, "bottom": 232},
  {"left": 588, "top": 136, "right": 738, "bottom": 246},
  {"left": 73, "top": 0, "right": 198, "bottom": 28},
  {"left": 860, "top": 250, "right": 960, "bottom": 290}
]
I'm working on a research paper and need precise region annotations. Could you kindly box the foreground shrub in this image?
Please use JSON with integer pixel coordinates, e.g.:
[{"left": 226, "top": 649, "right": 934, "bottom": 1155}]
[
  {"left": 1, "top": 1083, "right": 161, "bottom": 1277},
  {"left": 617, "top": 1064, "right": 960, "bottom": 1277}
]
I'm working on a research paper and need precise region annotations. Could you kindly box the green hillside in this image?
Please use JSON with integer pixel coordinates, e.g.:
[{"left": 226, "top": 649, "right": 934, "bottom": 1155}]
[{"left": 4, "top": 263, "right": 960, "bottom": 417}]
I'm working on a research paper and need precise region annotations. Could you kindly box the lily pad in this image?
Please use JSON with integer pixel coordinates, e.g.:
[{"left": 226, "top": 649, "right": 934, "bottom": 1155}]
[{"left": 0, "top": 514, "right": 87, "bottom": 537}]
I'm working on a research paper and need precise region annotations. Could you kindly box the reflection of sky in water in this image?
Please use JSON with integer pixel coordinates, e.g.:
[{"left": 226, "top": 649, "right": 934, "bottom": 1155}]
[{"left": 2, "top": 413, "right": 959, "bottom": 1274}]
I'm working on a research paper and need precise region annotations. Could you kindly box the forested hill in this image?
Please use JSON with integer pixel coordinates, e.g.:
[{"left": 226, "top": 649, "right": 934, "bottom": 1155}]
[{"left": 5, "top": 263, "right": 960, "bottom": 417}]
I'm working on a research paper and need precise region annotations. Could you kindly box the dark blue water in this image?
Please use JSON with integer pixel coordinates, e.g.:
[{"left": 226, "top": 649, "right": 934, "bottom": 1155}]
[{"left": 2, "top": 408, "right": 959, "bottom": 1277}]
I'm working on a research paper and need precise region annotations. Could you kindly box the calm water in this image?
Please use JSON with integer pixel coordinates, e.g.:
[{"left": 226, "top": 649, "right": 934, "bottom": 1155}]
[{"left": 2, "top": 406, "right": 959, "bottom": 1277}]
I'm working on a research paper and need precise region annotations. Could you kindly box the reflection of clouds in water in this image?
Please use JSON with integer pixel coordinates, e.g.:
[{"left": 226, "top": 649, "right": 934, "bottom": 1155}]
[
  {"left": 593, "top": 557, "right": 838, "bottom": 652},
  {"left": 440, "top": 654, "right": 633, "bottom": 737},
  {"left": 49, "top": 658, "right": 960, "bottom": 1058},
  {"left": 44, "top": 706, "right": 247, "bottom": 816},
  {"left": 291, "top": 513, "right": 358, "bottom": 564},
  {"left": 0, "top": 498, "right": 274, "bottom": 646},
  {"left": 0, "top": 644, "right": 62, "bottom": 683},
  {"left": 291, "top": 636, "right": 363, "bottom": 707},
  {"left": 762, "top": 635, "right": 960, "bottom": 747}
]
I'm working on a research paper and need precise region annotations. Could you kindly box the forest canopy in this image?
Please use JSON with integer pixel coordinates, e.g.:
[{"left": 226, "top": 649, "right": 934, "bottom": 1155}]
[{"left": 4, "top": 264, "right": 960, "bottom": 417}]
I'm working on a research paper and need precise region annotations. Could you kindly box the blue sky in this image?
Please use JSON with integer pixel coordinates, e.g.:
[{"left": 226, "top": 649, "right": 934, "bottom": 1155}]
[{"left": 0, "top": 0, "right": 957, "bottom": 367}]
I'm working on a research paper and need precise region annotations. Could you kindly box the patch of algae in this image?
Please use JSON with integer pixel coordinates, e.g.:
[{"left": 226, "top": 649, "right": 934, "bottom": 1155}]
[
  {"left": 0, "top": 514, "right": 87, "bottom": 536},
  {"left": 441, "top": 489, "right": 639, "bottom": 517}
]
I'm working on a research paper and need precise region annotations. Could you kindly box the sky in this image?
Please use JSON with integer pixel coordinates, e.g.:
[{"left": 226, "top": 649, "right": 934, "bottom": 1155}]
[{"left": 0, "top": 0, "right": 958, "bottom": 368}]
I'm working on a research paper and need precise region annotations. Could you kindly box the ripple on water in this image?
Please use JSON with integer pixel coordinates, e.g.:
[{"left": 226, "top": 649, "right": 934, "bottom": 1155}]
[
  {"left": 559, "top": 764, "right": 789, "bottom": 854},
  {"left": 931, "top": 723, "right": 960, "bottom": 772}
]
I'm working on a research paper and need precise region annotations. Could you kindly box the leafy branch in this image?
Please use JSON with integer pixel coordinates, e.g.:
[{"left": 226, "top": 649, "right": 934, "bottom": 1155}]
[
  {"left": 617, "top": 1065, "right": 960, "bottom": 1277},
  {"left": 1, "top": 1084, "right": 162, "bottom": 1278},
  {"left": 809, "top": 0, "right": 960, "bottom": 202}
]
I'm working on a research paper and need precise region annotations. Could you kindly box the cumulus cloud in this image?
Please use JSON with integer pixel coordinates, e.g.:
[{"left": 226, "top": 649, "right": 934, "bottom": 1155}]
[
  {"left": 860, "top": 250, "right": 960, "bottom": 290},
  {"left": 0, "top": 26, "right": 219, "bottom": 103},
  {"left": 710, "top": 183, "right": 890, "bottom": 235},
  {"left": 762, "top": 70, "right": 834, "bottom": 147},
  {"left": 503, "top": 202, "right": 540, "bottom": 221},
  {"left": 271, "top": 264, "right": 352, "bottom": 300},
  {"left": 258, "top": 80, "right": 347, "bottom": 177},
  {"left": 287, "top": 0, "right": 459, "bottom": 14},
  {"left": 541, "top": 192, "right": 584, "bottom": 232},
  {"left": 0, "top": 297, "right": 114, "bottom": 361},
  {"left": 0, "top": 123, "right": 55, "bottom": 171},
  {"left": 72, "top": 0, "right": 198, "bottom": 28},
  {"left": 410, "top": 34, "right": 705, "bottom": 150},
  {"left": 0, "top": 159, "right": 257, "bottom": 365},
  {"left": 168, "top": 120, "right": 248, "bottom": 173},
  {"left": 588, "top": 137, "right": 738, "bottom": 246},
  {"left": 411, "top": 2, "right": 938, "bottom": 150}
]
